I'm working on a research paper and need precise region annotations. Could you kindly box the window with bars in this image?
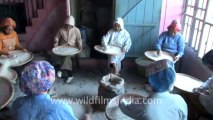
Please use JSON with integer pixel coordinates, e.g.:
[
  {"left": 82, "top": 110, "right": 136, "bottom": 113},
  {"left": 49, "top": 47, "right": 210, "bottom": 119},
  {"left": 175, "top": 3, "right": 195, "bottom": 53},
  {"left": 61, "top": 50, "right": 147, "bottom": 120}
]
[{"left": 182, "top": 0, "right": 213, "bottom": 58}]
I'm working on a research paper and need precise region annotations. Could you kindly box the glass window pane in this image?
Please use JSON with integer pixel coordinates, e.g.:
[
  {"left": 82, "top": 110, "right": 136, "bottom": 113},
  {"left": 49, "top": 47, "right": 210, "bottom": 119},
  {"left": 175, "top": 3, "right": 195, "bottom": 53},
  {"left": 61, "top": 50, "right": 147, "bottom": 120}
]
[
  {"left": 186, "top": 7, "right": 194, "bottom": 15},
  {"left": 191, "top": 0, "right": 196, "bottom": 6},
  {"left": 201, "top": 11, "right": 205, "bottom": 19},
  {"left": 198, "top": 24, "right": 210, "bottom": 57},
  {"left": 206, "top": 0, "right": 213, "bottom": 23},
  {"left": 188, "top": 0, "right": 192, "bottom": 5},
  {"left": 195, "top": 20, "right": 199, "bottom": 29},
  {"left": 205, "top": 26, "right": 213, "bottom": 52},
  {"left": 191, "top": 29, "right": 197, "bottom": 48},
  {"left": 186, "top": 26, "right": 191, "bottom": 43},
  {"left": 185, "top": 16, "right": 189, "bottom": 23},
  {"left": 195, "top": 31, "right": 201, "bottom": 50},
  {"left": 183, "top": 16, "right": 189, "bottom": 43},
  {"left": 188, "top": 17, "right": 192, "bottom": 26},
  {"left": 198, "top": 0, "right": 204, "bottom": 8},
  {"left": 202, "top": 0, "right": 207, "bottom": 9},
  {"left": 196, "top": 9, "right": 201, "bottom": 18},
  {"left": 196, "top": 9, "right": 205, "bottom": 20},
  {"left": 198, "top": 0, "right": 207, "bottom": 9},
  {"left": 199, "top": 21, "right": 203, "bottom": 29}
]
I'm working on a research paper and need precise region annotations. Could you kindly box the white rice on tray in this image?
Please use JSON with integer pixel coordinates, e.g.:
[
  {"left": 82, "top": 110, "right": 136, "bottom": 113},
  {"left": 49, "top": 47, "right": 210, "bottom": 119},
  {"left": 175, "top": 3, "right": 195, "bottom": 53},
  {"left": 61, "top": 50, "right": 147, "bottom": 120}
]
[
  {"left": 174, "top": 73, "right": 203, "bottom": 93},
  {"left": 52, "top": 46, "right": 80, "bottom": 56},
  {"left": 145, "top": 51, "right": 174, "bottom": 62},
  {"left": 94, "top": 45, "right": 122, "bottom": 55},
  {"left": 0, "top": 50, "right": 33, "bottom": 67}
]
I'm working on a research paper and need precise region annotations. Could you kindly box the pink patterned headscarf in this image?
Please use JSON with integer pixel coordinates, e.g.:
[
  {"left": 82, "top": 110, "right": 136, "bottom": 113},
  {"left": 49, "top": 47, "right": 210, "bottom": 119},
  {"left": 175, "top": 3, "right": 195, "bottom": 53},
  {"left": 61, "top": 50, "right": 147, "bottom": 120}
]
[{"left": 20, "top": 61, "right": 55, "bottom": 95}]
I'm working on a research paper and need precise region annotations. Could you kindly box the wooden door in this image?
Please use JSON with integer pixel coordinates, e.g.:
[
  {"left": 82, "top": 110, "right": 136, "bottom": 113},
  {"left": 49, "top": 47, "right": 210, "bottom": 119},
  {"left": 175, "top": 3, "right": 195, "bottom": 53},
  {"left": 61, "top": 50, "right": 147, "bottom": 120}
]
[{"left": 115, "top": 0, "right": 162, "bottom": 57}]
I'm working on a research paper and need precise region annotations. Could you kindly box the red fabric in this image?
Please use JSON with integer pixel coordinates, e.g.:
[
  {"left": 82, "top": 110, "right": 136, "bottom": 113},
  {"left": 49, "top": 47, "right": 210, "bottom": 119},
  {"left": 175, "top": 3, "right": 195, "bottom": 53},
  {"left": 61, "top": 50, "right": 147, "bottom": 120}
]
[{"left": 167, "top": 20, "right": 181, "bottom": 31}]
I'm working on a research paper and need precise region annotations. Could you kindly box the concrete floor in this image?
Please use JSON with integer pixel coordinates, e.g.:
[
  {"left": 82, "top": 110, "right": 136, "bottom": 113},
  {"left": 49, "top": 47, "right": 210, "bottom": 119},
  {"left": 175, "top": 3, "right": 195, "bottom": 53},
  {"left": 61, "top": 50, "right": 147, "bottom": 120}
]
[
  {"left": 1, "top": 54, "right": 210, "bottom": 120},
  {"left": 1, "top": 57, "right": 150, "bottom": 120}
]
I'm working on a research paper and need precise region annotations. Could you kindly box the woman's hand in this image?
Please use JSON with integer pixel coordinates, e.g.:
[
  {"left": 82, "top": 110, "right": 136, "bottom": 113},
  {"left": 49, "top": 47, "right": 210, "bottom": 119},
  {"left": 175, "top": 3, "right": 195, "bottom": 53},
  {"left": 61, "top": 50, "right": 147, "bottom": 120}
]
[
  {"left": 8, "top": 54, "right": 16, "bottom": 58},
  {"left": 15, "top": 45, "right": 24, "bottom": 50},
  {"left": 54, "top": 42, "right": 58, "bottom": 47},
  {"left": 22, "top": 49, "right": 28, "bottom": 52},
  {"left": 157, "top": 50, "right": 161, "bottom": 56},
  {"left": 174, "top": 56, "right": 180, "bottom": 62},
  {"left": 78, "top": 45, "right": 82, "bottom": 50},
  {"left": 200, "top": 90, "right": 209, "bottom": 95},
  {"left": 193, "top": 87, "right": 209, "bottom": 95},
  {"left": 122, "top": 47, "right": 127, "bottom": 53},
  {"left": 193, "top": 87, "right": 203, "bottom": 94},
  {"left": 82, "top": 114, "right": 91, "bottom": 120}
]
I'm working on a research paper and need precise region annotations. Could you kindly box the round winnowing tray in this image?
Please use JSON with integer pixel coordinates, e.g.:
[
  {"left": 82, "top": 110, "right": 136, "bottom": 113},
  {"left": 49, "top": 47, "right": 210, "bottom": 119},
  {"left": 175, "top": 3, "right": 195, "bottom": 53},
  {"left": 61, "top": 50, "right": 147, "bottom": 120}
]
[
  {"left": 106, "top": 94, "right": 145, "bottom": 120},
  {"left": 135, "top": 57, "right": 154, "bottom": 66},
  {"left": 0, "top": 68, "right": 18, "bottom": 83},
  {"left": 0, "top": 50, "right": 33, "bottom": 67},
  {"left": 145, "top": 50, "right": 174, "bottom": 62},
  {"left": 0, "top": 77, "right": 14, "bottom": 110},
  {"left": 174, "top": 73, "right": 203, "bottom": 93},
  {"left": 52, "top": 46, "right": 81, "bottom": 56},
  {"left": 94, "top": 45, "right": 123, "bottom": 55}
]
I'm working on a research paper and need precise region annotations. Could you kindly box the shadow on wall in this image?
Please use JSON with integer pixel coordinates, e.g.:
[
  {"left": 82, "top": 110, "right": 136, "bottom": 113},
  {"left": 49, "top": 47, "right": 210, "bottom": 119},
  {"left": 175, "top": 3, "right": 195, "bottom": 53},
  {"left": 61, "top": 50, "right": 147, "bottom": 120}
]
[
  {"left": 27, "top": 2, "right": 66, "bottom": 52},
  {"left": 180, "top": 46, "right": 212, "bottom": 81}
]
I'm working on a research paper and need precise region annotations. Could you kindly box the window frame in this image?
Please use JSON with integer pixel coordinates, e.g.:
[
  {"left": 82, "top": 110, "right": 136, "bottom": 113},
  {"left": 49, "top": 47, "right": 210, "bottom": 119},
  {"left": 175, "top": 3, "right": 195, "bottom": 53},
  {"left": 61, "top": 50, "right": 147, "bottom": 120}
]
[{"left": 182, "top": 0, "right": 213, "bottom": 58}]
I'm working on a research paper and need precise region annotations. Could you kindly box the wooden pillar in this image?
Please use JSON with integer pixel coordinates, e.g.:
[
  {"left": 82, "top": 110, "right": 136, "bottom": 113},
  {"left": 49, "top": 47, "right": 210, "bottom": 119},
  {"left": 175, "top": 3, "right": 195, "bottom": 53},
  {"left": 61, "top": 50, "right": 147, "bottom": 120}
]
[{"left": 65, "top": 0, "right": 70, "bottom": 16}]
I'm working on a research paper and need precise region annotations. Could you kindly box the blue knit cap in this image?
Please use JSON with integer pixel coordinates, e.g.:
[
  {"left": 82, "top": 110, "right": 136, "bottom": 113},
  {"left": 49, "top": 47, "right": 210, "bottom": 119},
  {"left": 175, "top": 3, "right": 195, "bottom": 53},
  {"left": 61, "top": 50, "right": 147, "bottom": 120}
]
[{"left": 146, "top": 59, "right": 176, "bottom": 92}]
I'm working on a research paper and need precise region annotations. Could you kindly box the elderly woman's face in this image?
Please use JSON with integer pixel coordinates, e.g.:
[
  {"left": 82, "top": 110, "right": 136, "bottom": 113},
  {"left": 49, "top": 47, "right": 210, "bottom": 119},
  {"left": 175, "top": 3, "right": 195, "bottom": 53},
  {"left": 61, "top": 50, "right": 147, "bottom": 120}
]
[
  {"left": 169, "top": 29, "right": 177, "bottom": 36},
  {"left": 113, "top": 23, "right": 121, "bottom": 32},
  {"left": 64, "top": 24, "right": 73, "bottom": 30},
  {"left": 3, "top": 26, "right": 14, "bottom": 35}
]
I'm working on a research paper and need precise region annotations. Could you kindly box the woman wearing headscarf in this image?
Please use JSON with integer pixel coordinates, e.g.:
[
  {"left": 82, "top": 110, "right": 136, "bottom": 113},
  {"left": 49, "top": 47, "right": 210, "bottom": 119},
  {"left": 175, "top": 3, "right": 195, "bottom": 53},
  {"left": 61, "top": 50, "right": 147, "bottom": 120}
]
[
  {"left": 53, "top": 16, "right": 82, "bottom": 83},
  {"left": 156, "top": 19, "right": 185, "bottom": 62},
  {"left": 102, "top": 17, "right": 132, "bottom": 75},
  {"left": 10, "top": 61, "right": 77, "bottom": 120},
  {"left": 120, "top": 59, "right": 188, "bottom": 120},
  {"left": 193, "top": 50, "right": 213, "bottom": 116},
  {"left": 0, "top": 18, "right": 24, "bottom": 55}
]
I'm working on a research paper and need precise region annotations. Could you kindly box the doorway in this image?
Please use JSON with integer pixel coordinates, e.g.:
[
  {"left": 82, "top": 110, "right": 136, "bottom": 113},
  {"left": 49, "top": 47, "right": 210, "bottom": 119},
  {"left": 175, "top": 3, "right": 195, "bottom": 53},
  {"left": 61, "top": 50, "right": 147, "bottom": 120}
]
[
  {"left": 76, "top": 0, "right": 114, "bottom": 58},
  {"left": 0, "top": 3, "right": 27, "bottom": 33}
]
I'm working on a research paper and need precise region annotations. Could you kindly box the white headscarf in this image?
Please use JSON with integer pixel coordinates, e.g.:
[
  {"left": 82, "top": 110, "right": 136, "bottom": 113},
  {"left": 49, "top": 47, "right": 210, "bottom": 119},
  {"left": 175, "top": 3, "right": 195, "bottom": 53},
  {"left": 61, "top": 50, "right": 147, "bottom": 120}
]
[
  {"left": 113, "top": 17, "right": 124, "bottom": 29},
  {"left": 65, "top": 16, "right": 75, "bottom": 26}
]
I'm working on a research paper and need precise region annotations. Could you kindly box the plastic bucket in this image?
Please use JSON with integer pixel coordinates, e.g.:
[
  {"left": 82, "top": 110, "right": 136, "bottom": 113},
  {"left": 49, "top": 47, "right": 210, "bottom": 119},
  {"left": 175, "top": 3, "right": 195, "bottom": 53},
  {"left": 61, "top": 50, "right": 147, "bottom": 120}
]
[{"left": 135, "top": 57, "right": 154, "bottom": 77}]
